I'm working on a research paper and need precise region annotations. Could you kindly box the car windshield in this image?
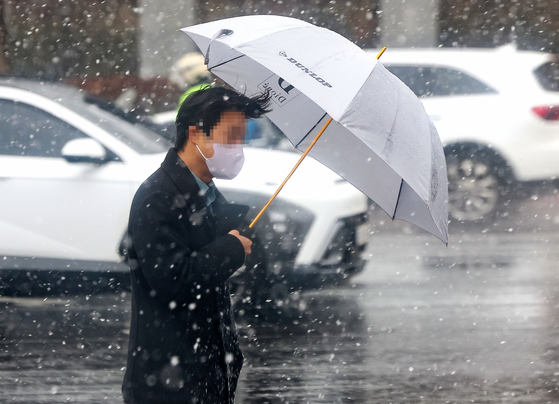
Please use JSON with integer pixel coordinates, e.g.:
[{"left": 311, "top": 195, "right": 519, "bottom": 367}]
[
  {"left": 56, "top": 94, "right": 169, "bottom": 154},
  {"left": 145, "top": 112, "right": 295, "bottom": 151},
  {"left": 246, "top": 116, "right": 296, "bottom": 151},
  {"left": 79, "top": 103, "right": 168, "bottom": 154},
  {"left": 385, "top": 65, "right": 497, "bottom": 97}
]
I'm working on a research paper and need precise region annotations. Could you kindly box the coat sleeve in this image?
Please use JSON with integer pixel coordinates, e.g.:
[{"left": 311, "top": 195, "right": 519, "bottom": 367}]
[{"left": 131, "top": 191, "right": 246, "bottom": 303}]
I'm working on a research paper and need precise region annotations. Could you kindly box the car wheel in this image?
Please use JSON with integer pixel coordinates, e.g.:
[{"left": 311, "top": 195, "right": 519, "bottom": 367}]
[{"left": 446, "top": 147, "right": 509, "bottom": 222}]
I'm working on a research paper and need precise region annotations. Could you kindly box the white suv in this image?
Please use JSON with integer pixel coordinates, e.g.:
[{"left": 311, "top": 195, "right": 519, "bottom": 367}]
[
  {"left": 370, "top": 46, "right": 559, "bottom": 221},
  {"left": 0, "top": 78, "right": 369, "bottom": 299}
]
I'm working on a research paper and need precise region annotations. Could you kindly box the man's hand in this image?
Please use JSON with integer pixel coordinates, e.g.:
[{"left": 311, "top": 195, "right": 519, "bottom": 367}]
[{"left": 228, "top": 230, "right": 252, "bottom": 255}]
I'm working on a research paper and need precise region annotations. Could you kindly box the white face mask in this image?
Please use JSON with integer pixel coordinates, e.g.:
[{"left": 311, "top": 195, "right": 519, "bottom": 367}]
[{"left": 196, "top": 143, "right": 245, "bottom": 180}]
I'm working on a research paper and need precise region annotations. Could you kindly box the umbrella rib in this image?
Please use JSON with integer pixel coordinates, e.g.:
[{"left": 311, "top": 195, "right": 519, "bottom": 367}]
[
  {"left": 207, "top": 54, "right": 246, "bottom": 71},
  {"left": 295, "top": 113, "right": 328, "bottom": 148},
  {"left": 392, "top": 179, "right": 404, "bottom": 219}
]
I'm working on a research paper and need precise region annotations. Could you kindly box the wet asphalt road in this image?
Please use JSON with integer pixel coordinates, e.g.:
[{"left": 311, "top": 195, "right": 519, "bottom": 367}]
[{"left": 1, "top": 193, "right": 559, "bottom": 403}]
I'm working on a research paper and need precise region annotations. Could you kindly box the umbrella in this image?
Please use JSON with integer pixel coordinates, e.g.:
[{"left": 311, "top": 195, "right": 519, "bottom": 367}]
[{"left": 180, "top": 15, "right": 448, "bottom": 244}]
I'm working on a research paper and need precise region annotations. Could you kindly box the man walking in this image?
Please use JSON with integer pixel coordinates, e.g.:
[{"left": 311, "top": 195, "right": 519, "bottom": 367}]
[{"left": 122, "top": 86, "right": 270, "bottom": 404}]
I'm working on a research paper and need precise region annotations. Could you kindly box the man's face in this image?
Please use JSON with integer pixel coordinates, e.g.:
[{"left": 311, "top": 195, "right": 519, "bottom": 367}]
[{"left": 197, "top": 110, "right": 247, "bottom": 158}]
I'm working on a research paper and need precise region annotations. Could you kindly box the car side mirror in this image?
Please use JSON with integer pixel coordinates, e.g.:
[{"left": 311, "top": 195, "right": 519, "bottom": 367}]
[{"left": 61, "top": 138, "right": 108, "bottom": 164}]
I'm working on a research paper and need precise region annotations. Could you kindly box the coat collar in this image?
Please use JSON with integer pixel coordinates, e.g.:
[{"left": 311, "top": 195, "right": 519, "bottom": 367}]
[
  {"left": 160, "top": 148, "right": 201, "bottom": 199},
  {"left": 160, "top": 148, "right": 250, "bottom": 236}
]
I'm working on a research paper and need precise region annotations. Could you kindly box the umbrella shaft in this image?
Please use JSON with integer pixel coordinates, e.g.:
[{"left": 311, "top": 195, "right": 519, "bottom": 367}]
[
  {"left": 249, "top": 117, "right": 334, "bottom": 229},
  {"left": 376, "top": 47, "right": 387, "bottom": 60}
]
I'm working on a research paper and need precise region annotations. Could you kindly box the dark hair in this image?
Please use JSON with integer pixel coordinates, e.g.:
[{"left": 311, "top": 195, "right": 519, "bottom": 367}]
[{"left": 175, "top": 86, "right": 272, "bottom": 151}]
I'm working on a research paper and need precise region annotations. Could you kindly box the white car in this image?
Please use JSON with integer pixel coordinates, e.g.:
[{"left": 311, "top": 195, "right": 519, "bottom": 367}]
[
  {"left": 0, "top": 78, "right": 369, "bottom": 299},
  {"left": 369, "top": 45, "right": 559, "bottom": 221}
]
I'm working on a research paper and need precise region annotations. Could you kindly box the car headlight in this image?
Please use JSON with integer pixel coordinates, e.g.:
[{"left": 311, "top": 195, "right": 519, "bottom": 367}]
[
  {"left": 261, "top": 203, "right": 314, "bottom": 257},
  {"left": 220, "top": 191, "right": 314, "bottom": 266},
  {"left": 319, "top": 212, "right": 368, "bottom": 267}
]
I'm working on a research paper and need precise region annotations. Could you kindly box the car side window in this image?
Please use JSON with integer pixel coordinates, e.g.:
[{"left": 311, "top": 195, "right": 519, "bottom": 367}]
[
  {"left": 0, "top": 99, "right": 87, "bottom": 157},
  {"left": 386, "top": 65, "right": 497, "bottom": 97}
]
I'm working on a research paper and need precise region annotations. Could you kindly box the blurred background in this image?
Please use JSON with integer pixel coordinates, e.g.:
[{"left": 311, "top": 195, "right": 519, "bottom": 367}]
[
  {"left": 2, "top": 2, "right": 559, "bottom": 403},
  {"left": 0, "top": 0, "right": 557, "bottom": 114}
]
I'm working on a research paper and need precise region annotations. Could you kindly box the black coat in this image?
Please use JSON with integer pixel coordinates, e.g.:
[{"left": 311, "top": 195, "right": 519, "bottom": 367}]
[{"left": 122, "top": 148, "right": 249, "bottom": 404}]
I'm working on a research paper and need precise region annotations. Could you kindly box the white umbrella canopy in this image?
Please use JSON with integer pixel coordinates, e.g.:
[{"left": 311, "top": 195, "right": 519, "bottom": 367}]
[{"left": 181, "top": 15, "right": 448, "bottom": 244}]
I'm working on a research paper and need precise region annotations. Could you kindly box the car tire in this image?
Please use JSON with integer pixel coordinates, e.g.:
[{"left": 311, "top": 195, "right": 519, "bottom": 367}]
[{"left": 445, "top": 145, "right": 511, "bottom": 222}]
